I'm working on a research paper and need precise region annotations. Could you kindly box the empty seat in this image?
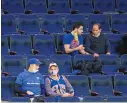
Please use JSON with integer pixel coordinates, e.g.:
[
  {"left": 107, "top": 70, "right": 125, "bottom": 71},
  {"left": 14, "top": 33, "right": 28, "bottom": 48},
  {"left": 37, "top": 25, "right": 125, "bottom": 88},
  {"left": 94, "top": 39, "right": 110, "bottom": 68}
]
[
  {"left": 67, "top": 75, "right": 90, "bottom": 96},
  {"left": 10, "top": 35, "right": 32, "bottom": 55},
  {"left": 83, "top": 96, "right": 104, "bottom": 102},
  {"left": 48, "top": 0, "right": 70, "bottom": 13},
  {"left": 71, "top": 0, "right": 93, "bottom": 13},
  {"left": 2, "top": 56, "right": 26, "bottom": 76},
  {"left": 1, "top": 35, "right": 9, "bottom": 55},
  {"left": 50, "top": 54, "right": 72, "bottom": 74},
  {"left": 117, "top": 0, "right": 127, "bottom": 13},
  {"left": 90, "top": 75, "right": 113, "bottom": 96},
  {"left": 27, "top": 55, "right": 50, "bottom": 74},
  {"left": 25, "top": 0, "right": 47, "bottom": 13},
  {"left": 111, "top": 14, "right": 127, "bottom": 33},
  {"left": 64, "top": 14, "right": 87, "bottom": 32},
  {"left": 18, "top": 15, "right": 40, "bottom": 33},
  {"left": 114, "top": 75, "right": 127, "bottom": 95},
  {"left": 33, "top": 35, "right": 56, "bottom": 56},
  {"left": 9, "top": 97, "right": 30, "bottom": 102},
  {"left": 93, "top": 0, "right": 115, "bottom": 13},
  {"left": 2, "top": 15, "right": 17, "bottom": 34},
  {"left": 2, "top": 0, "right": 24, "bottom": 13},
  {"left": 58, "top": 97, "right": 80, "bottom": 102},
  {"left": 41, "top": 15, "right": 64, "bottom": 33},
  {"left": 107, "top": 96, "right": 127, "bottom": 102},
  {"left": 1, "top": 76, "right": 16, "bottom": 101},
  {"left": 88, "top": 14, "right": 110, "bottom": 32}
]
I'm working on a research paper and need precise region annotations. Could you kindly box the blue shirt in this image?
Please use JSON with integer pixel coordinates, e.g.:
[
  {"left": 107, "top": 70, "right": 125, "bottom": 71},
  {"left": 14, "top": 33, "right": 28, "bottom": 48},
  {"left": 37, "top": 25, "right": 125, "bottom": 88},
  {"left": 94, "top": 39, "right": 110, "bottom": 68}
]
[
  {"left": 16, "top": 71, "right": 44, "bottom": 95},
  {"left": 63, "top": 33, "right": 83, "bottom": 56}
]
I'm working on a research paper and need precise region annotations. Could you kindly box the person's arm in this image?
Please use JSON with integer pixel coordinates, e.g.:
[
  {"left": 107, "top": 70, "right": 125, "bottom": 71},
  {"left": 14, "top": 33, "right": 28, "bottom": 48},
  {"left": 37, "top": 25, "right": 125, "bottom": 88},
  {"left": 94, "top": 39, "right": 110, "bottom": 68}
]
[
  {"left": 105, "top": 37, "right": 111, "bottom": 54},
  {"left": 45, "top": 77, "right": 60, "bottom": 97},
  {"left": 79, "top": 45, "right": 90, "bottom": 55},
  {"left": 40, "top": 76, "right": 46, "bottom": 95},
  {"left": 15, "top": 83, "right": 27, "bottom": 94},
  {"left": 62, "top": 76, "right": 74, "bottom": 97}
]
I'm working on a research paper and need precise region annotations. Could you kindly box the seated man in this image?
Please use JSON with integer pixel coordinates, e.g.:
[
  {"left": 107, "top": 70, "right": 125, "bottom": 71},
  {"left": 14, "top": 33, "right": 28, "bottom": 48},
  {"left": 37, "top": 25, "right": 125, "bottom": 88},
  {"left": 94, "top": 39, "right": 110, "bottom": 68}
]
[
  {"left": 85, "top": 24, "right": 111, "bottom": 57},
  {"left": 45, "top": 63, "right": 74, "bottom": 97},
  {"left": 63, "top": 22, "right": 89, "bottom": 56},
  {"left": 15, "top": 58, "right": 45, "bottom": 97}
]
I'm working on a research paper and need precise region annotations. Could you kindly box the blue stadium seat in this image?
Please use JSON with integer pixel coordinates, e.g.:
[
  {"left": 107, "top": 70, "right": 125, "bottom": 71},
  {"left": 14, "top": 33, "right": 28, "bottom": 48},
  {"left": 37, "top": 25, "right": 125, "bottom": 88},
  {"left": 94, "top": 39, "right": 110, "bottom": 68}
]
[
  {"left": 2, "top": 15, "right": 17, "bottom": 34},
  {"left": 45, "top": 97, "right": 59, "bottom": 102},
  {"left": 106, "top": 34, "right": 123, "bottom": 54},
  {"left": 2, "top": 55, "right": 26, "bottom": 76},
  {"left": 64, "top": 14, "right": 88, "bottom": 32},
  {"left": 88, "top": 14, "right": 110, "bottom": 33},
  {"left": 41, "top": 15, "right": 64, "bottom": 33},
  {"left": 58, "top": 97, "right": 81, "bottom": 102},
  {"left": 2, "top": 35, "right": 9, "bottom": 55},
  {"left": 99, "top": 54, "right": 119, "bottom": 65},
  {"left": 27, "top": 55, "right": 50, "bottom": 75},
  {"left": 2, "top": 0, "right": 24, "bottom": 14},
  {"left": 67, "top": 75, "right": 90, "bottom": 96},
  {"left": 25, "top": 0, "right": 47, "bottom": 13},
  {"left": 83, "top": 96, "right": 104, "bottom": 102},
  {"left": 117, "top": 0, "right": 127, "bottom": 13},
  {"left": 121, "top": 54, "right": 127, "bottom": 69},
  {"left": 71, "top": 0, "right": 93, "bottom": 13},
  {"left": 10, "top": 35, "right": 32, "bottom": 55},
  {"left": 90, "top": 75, "right": 113, "bottom": 96},
  {"left": 57, "top": 34, "right": 65, "bottom": 52},
  {"left": 111, "top": 14, "right": 127, "bottom": 33},
  {"left": 107, "top": 96, "right": 127, "bottom": 102},
  {"left": 33, "top": 35, "right": 56, "bottom": 56},
  {"left": 18, "top": 15, "right": 40, "bottom": 34},
  {"left": 48, "top": 0, "right": 70, "bottom": 13},
  {"left": 114, "top": 75, "right": 127, "bottom": 95},
  {"left": 50, "top": 54, "right": 72, "bottom": 74},
  {"left": 93, "top": 0, "right": 116, "bottom": 13},
  {"left": 9, "top": 97, "right": 30, "bottom": 102},
  {"left": 1, "top": 76, "right": 16, "bottom": 101}
]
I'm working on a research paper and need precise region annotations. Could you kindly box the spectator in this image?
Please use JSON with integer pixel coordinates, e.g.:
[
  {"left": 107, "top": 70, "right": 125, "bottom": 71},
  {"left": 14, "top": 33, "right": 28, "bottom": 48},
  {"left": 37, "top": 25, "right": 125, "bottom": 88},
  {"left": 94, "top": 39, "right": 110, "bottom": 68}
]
[
  {"left": 63, "top": 22, "right": 89, "bottom": 56},
  {"left": 15, "top": 58, "right": 45, "bottom": 97},
  {"left": 45, "top": 62, "right": 74, "bottom": 97},
  {"left": 86, "top": 24, "right": 111, "bottom": 57}
]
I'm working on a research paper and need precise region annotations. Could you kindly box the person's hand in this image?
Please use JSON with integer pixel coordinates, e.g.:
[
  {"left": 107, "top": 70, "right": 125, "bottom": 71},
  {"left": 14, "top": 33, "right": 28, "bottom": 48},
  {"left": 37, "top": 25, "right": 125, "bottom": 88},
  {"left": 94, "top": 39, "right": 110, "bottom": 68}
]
[
  {"left": 85, "top": 52, "right": 90, "bottom": 55},
  {"left": 26, "top": 91, "right": 34, "bottom": 95},
  {"left": 77, "top": 45, "right": 85, "bottom": 51},
  {"left": 106, "top": 52, "right": 111, "bottom": 55},
  {"left": 61, "top": 93, "right": 70, "bottom": 97},
  {"left": 94, "top": 53, "right": 99, "bottom": 57}
]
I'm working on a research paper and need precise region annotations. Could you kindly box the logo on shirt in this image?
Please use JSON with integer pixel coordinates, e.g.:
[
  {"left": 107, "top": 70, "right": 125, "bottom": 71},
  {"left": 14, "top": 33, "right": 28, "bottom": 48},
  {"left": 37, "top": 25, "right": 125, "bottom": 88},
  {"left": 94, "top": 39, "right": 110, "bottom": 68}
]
[
  {"left": 70, "top": 40, "right": 79, "bottom": 49},
  {"left": 36, "top": 77, "right": 40, "bottom": 80}
]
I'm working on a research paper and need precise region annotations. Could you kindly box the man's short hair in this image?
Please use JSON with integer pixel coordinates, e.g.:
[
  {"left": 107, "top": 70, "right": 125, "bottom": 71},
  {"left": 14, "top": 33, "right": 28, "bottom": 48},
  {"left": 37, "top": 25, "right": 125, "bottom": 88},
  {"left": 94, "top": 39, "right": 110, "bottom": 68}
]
[
  {"left": 72, "top": 22, "right": 84, "bottom": 30},
  {"left": 93, "top": 23, "right": 101, "bottom": 29}
]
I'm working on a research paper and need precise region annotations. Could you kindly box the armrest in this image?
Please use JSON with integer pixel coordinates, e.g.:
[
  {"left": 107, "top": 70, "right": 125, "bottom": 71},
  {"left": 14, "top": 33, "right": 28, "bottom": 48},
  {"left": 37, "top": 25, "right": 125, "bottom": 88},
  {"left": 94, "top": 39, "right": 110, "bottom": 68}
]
[
  {"left": 64, "top": 30, "right": 71, "bottom": 34},
  {"left": 18, "top": 30, "right": 25, "bottom": 34},
  {"left": 9, "top": 51, "right": 16, "bottom": 55},
  {"left": 3, "top": 10, "right": 8, "bottom": 14},
  {"left": 71, "top": 10, "right": 78, "bottom": 14},
  {"left": 2, "top": 72, "right": 10, "bottom": 76},
  {"left": 48, "top": 10, "right": 55, "bottom": 14},
  {"left": 114, "top": 91, "right": 122, "bottom": 96},
  {"left": 57, "top": 51, "right": 63, "bottom": 54},
  {"left": 41, "top": 30, "right": 49, "bottom": 34},
  {"left": 112, "top": 29, "right": 120, "bottom": 34},
  {"left": 33, "top": 50, "right": 39, "bottom": 55},
  {"left": 91, "top": 92, "right": 99, "bottom": 96},
  {"left": 93, "top": 10, "right": 103, "bottom": 14},
  {"left": 25, "top": 10, "right": 32, "bottom": 14}
]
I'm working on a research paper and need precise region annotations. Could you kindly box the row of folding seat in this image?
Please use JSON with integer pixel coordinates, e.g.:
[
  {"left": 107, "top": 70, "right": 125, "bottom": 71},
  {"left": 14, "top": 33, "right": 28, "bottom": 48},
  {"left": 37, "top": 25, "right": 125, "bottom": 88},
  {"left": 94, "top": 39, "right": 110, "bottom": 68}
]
[
  {"left": 2, "top": 0, "right": 127, "bottom": 14},
  {"left": 1, "top": 34, "right": 124, "bottom": 56},
  {"left": 2, "top": 14, "right": 127, "bottom": 34},
  {"left": 1, "top": 54, "right": 127, "bottom": 76},
  {"left": 2, "top": 75, "right": 127, "bottom": 101}
]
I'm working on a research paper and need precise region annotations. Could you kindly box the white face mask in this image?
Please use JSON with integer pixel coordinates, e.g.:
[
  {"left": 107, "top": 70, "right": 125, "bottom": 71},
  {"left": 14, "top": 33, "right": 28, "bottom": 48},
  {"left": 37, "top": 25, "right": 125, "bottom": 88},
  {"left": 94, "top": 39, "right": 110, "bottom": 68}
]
[
  {"left": 33, "top": 69, "right": 39, "bottom": 73},
  {"left": 51, "top": 70, "right": 58, "bottom": 75}
]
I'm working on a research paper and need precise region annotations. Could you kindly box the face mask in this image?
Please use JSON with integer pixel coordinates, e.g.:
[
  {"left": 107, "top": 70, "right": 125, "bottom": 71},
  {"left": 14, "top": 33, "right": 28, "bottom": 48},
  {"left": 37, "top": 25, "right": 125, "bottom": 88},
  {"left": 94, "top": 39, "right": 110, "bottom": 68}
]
[
  {"left": 33, "top": 69, "right": 39, "bottom": 73},
  {"left": 51, "top": 70, "right": 58, "bottom": 75}
]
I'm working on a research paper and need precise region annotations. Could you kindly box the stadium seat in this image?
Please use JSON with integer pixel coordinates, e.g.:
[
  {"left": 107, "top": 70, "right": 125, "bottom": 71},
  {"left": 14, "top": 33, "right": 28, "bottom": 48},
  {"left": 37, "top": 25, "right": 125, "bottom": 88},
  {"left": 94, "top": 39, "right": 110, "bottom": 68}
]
[
  {"left": 48, "top": 0, "right": 70, "bottom": 13},
  {"left": 67, "top": 75, "right": 90, "bottom": 96},
  {"left": 121, "top": 54, "right": 127, "bottom": 69},
  {"left": 106, "top": 34, "right": 123, "bottom": 54},
  {"left": 99, "top": 54, "right": 119, "bottom": 65},
  {"left": 18, "top": 15, "right": 40, "bottom": 34},
  {"left": 25, "top": 0, "right": 47, "bottom": 14},
  {"left": 2, "top": 15, "right": 17, "bottom": 34},
  {"left": 2, "top": 35, "right": 9, "bottom": 55},
  {"left": 41, "top": 15, "right": 64, "bottom": 33},
  {"left": 71, "top": 0, "right": 93, "bottom": 13},
  {"left": 27, "top": 55, "right": 50, "bottom": 75},
  {"left": 114, "top": 75, "right": 127, "bottom": 95},
  {"left": 90, "top": 75, "right": 113, "bottom": 96},
  {"left": 9, "top": 97, "right": 30, "bottom": 102},
  {"left": 64, "top": 14, "right": 88, "bottom": 32},
  {"left": 45, "top": 97, "right": 59, "bottom": 102},
  {"left": 58, "top": 97, "right": 81, "bottom": 102},
  {"left": 2, "top": 55, "right": 26, "bottom": 76},
  {"left": 93, "top": 0, "right": 116, "bottom": 13},
  {"left": 1, "top": 76, "right": 16, "bottom": 101},
  {"left": 106, "top": 96, "right": 127, "bottom": 102},
  {"left": 117, "top": 0, "right": 127, "bottom": 13},
  {"left": 111, "top": 14, "right": 127, "bottom": 33},
  {"left": 2, "top": 0, "right": 24, "bottom": 14},
  {"left": 50, "top": 54, "right": 72, "bottom": 74},
  {"left": 88, "top": 14, "right": 110, "bottom": 33},
  {"left": 33, "top": 35, "right": 56, "bottom": 56},
  {"left": 10, "top": 35, "right": 32, "bottom": 55},
  {"left": 83, "top": 96, "right": 105, "bottom": 102}
]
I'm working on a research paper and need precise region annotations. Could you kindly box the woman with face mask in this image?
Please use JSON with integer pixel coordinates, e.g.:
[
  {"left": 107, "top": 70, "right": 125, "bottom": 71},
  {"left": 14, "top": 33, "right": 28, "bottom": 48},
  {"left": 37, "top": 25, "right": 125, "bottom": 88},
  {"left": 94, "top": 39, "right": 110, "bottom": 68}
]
[{"left": 45, "top": 62, "right": 74, "bottom": 97}]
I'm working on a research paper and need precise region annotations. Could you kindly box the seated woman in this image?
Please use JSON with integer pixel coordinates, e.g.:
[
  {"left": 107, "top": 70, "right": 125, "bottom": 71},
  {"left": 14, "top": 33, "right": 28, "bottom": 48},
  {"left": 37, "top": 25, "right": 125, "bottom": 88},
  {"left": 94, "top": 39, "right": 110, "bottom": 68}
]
[{"left": 45, "top": 62, "right": 74, "bottom": 97}]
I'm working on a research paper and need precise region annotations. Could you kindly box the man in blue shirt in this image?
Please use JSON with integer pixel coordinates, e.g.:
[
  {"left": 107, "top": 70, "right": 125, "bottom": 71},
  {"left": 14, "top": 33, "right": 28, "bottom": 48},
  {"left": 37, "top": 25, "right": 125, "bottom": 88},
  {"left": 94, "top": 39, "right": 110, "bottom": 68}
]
[
  {"left": 63, "top": 22, "right": 89, "bottom": 56},
  {"left": 15, "top": 58, "right": 45, "bottom": 97}
]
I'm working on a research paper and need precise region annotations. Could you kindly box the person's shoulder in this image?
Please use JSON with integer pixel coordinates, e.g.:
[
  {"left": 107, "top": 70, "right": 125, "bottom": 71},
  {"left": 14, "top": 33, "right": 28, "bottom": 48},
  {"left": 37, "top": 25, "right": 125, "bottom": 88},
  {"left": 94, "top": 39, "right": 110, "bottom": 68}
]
[
  {"left": 64, "top": 33, "right": 72, "bottom": 38},
  {"left": 17, "top": 71, "right": 28, "bottom": 77}
]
